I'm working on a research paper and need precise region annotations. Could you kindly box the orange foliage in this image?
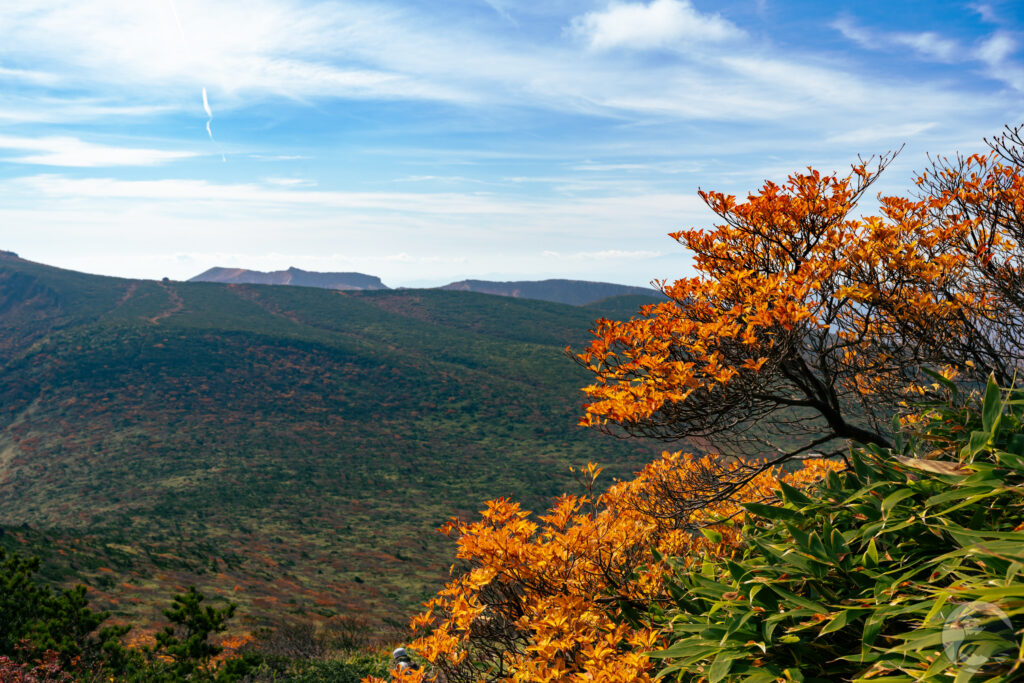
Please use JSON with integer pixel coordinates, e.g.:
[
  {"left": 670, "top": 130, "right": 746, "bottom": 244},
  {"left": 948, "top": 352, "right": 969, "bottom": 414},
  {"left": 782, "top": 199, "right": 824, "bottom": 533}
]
[
  {"left": 367, "top": 455, "right": 841, "bottom": 683},
  {"left": 577, "top": 145, "right": 1024, "bottom": 455}
]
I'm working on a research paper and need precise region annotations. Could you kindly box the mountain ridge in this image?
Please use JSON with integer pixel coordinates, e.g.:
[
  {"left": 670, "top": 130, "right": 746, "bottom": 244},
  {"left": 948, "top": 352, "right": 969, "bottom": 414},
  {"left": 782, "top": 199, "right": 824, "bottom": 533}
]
[
  {"left": 0, "top": 254, "right": 666, "bottom": 635},
  {"left": 188, "top": 264, "right": 662, "bottom": 306},
  {"left": 189, "top": 266, "right": 389, "bottom": 291}
]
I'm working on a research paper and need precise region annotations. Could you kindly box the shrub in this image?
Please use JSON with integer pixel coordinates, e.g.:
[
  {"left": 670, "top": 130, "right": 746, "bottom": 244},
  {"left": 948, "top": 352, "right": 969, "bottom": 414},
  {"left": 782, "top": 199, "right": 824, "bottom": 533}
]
[{"left": 650, "top": 377, "right": 1024, "bottom": 681}]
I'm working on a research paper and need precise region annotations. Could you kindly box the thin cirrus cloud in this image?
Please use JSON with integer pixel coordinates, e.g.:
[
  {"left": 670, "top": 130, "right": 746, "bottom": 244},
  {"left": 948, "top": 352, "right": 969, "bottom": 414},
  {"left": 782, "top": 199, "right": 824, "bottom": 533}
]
[
  {"left": 0, "top": 1, "right": 474, "bottom": 105},
  {"left": 890, "top": 32, "right": 959, "bottom": 62},
  {"left": 977, "top": 32, "right": 1017, "bottom": 64},
  {"left": 542, "top": 249, "right": 664, "bottom": 261},
  {"left": 832, "top": 16, "right": 959, "bottom": 61},
  {"left": 568, "top": 0, "right": 743, "bottom": 51},
  {"left": 833, "top": 16, "right": 1018, "bottom": 69},
  {"left": 832, "top": 16, "right": 960, "bottom": 62},
  {"left": 0, "top": 0, "right": 1003, "bottom": 131},
  {"left": 832, "top": 15, "right": 1024, "bottom": 94},
  {"left": 0, "top": 135, "right": 198, "bottom": 167}
]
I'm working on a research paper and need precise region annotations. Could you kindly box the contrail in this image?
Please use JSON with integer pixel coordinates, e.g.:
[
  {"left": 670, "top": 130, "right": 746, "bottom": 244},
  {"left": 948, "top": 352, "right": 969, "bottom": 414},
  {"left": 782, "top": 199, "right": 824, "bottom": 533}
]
[
  {"left": 168, "top": 0, "right": 226, "bottom": 161},
  {"left": 202, "top": 87, "right": 214, "bottom": 140},
  {"left": 167, "top": 0, "right": 188, "bottom": 46},
  {"left": 202, "top": 87, "right": 226, "bottom": 162}
]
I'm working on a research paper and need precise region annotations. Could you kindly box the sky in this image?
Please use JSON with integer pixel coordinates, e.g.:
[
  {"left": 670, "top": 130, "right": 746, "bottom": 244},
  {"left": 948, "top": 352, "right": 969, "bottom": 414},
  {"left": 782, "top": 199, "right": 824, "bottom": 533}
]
[{"left": 1, "top": 0, "right": 1023, "bottom": 288}]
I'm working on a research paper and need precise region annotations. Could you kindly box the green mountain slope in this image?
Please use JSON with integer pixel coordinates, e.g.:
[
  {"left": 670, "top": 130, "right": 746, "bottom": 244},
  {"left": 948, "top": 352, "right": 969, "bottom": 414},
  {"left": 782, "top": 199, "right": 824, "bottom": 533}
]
[{"left": 0, "top": 254, "right": 665, "bottom": 635}]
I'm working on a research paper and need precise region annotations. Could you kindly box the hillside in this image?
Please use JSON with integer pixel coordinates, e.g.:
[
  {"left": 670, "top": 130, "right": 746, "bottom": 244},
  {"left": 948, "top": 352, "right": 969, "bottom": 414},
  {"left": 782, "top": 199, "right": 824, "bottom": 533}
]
[
  {"left": 440, "top": 278, "right": 662, "bottom": 305},
  {"left": 189, "top": 266, "right": 389, "bottom": 290},
  {"left": 0, "top": 253, "right": 665, "bottom": 637}
]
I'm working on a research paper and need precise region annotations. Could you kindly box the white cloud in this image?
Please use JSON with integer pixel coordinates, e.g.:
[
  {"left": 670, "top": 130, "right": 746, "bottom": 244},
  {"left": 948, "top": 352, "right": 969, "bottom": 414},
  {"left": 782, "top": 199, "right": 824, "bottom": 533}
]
[
  {"left": 826, "top": 122, "right": 938, "bottom": 145},
  {"left": 392, "top": 175, "right": 485, "bottom": 184},
  {"left": 977, "top": 32, "right": 1016, "bottom": 65},
  {"left": 570, "top": 0, "right": 742, "bottom": 51},
  {"left": 833, "top": 18, "right": 959, "bottom": 63},
  {"left": 892, "top": 32, "right": 958, "bottom": 62},
  {"left": 0, "top": 1, "right": 476, "bottom": 106},
  {"left": 11, "top": 175, "right": 707, "bottom": 225},
  {"left": 0, "top": 98, "right": 174, "bottom": 125},
  {"left": 0, "top": 0, "right": 1003, "bottom": 132},
  {"left": 0, "top": 135, "right": 198, "bottom": 167},
  {"left": 263, "top": 177, "right": 317, "bottom": 187},
  {"left": 542, "top": 249, "right": 663, "bottom": 260},
  {"left": 831, "top": 16, "right": 876, "bottom": 49},
  {"left": 971, "top": 3, "right": 999, "bottom": 23},
  {"left": 0, "top": 172, "right": 706, "bottom": 286},
  {"left": 0, "top": 66, "right": 60, "bottom": 85}
]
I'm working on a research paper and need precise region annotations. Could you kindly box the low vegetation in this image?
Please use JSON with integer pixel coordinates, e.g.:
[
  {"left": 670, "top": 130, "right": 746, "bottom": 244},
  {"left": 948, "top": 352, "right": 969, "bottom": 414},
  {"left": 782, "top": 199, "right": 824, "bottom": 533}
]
[{"left": 0, "top": 263, "right": 663, "bottom": 634}]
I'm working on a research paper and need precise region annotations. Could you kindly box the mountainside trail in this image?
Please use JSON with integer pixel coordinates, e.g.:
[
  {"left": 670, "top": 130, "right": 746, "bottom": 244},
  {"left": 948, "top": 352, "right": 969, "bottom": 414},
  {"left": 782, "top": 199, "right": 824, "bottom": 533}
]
[{"left": 146, "top": 282, "right": 184, "bottom": 324}]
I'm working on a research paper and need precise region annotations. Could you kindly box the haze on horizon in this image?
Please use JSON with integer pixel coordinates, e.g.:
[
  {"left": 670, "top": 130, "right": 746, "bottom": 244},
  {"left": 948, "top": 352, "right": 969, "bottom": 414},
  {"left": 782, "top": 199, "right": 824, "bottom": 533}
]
[{"left": 1, "top": 0, "right": 1022, "bottom": 288}]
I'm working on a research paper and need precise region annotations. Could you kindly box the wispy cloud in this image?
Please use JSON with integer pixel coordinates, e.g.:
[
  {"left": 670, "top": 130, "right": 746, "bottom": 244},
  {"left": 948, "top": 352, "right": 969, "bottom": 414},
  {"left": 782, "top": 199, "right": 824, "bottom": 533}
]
[
  {"left": 263, "top": 177, "right": 316, "bottom": 187},
  {"left": 2, "top": 173, "right": 706, "bottom": 285},
  {"left": 891, "top": 32, "right": 958, "bottom": 62},
  {"left": 0, "top": 66, "right": 61, "bottom": 86},
  {"left": 832, "top": 17, "right": 958, "bottom": 62},
  {"left": 832, "top": 15, "right": 1024, "bottom": 92},
  {"left": 0, "top": 135, "right": 198, "bottom": 167},
  {"left": 977, "top": 32, "right": 1017, "bottom": 65},
  {"left": 826, "top": 122, "right": 938, "bottom": 145},
  {"left": 971, "top": 3, "right": 999, "bottom": 23},
  {"left": 541, "top": 249, "right": 664, "bottom": 260},
  {"left": 0, "top": 0, "right": 1007, "bottom": 133},
  {"left": 569, "top": 0, "right": 743, "bottom": 51},
  {"left": 0, "top": 98, "right": 175, "bottom": 125}
]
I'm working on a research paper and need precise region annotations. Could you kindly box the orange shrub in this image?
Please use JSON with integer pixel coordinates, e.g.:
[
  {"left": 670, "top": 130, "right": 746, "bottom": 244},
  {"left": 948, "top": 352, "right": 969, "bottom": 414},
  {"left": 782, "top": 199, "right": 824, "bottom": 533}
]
[{"left": 367, "top": 455, "right": 842, "bottom": 683}]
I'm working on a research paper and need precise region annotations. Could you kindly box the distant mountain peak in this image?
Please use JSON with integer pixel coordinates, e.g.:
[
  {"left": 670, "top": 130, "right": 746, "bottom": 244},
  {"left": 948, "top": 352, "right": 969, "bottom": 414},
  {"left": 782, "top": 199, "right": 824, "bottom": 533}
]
[{"left": 189, "top": 267, "right": 389, "bottom": 291}]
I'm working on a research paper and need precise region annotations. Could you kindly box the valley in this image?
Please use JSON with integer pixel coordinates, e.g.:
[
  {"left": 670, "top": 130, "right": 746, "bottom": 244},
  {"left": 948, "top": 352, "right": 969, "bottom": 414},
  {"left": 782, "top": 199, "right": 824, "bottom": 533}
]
[{"left": 0, "top": 252, "right": 665, "bottom": 638}]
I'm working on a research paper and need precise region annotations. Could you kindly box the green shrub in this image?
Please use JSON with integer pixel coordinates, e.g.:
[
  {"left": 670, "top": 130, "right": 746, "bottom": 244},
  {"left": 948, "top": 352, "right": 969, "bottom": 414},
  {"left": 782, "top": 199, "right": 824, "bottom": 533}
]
[
  {"left": 650, "top": 377, "right": 1024, "bottom": 682},
  {"left": 0, "top": 547, "right": 128, "bottom": 672}
]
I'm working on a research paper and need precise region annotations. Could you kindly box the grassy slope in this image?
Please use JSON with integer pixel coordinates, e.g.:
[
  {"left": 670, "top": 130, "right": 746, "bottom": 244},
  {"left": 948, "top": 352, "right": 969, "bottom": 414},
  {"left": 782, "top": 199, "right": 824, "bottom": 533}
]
[{"left": 0, "top": 255, "right": 665, "bottom": 635}]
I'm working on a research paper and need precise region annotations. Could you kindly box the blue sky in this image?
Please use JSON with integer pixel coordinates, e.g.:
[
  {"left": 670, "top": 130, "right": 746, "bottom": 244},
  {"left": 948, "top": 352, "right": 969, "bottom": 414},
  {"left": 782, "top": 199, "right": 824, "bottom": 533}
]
[{"left": 1, "top": 0, "right": 1022, "bottom": 287}]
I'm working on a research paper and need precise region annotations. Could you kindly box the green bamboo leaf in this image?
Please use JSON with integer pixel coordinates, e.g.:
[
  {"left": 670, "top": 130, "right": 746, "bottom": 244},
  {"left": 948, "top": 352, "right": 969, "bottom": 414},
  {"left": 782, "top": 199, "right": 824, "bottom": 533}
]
[
  {"left": 778, "top": 481, "right": 811, "bottom": 506},
  {"left": 862, "top": 611, "right": 885, "bottom": 647},
  {"left": 865, "top": 538, "right": 879, "bottom": 566},
  {"left": 925, "top": 486, "right": 993, "bottom": 507},
  {"left": 743, "top": 502, "right": 802, "bottom": 521},
  {"left": 963, "top": 430, "right": 992, "bottom": 457},
  {"left": 983, "top": 375, "right": 1002, "bottom": 435},
  {"left": 702, "top": 529, "right": 723, "bottom": 544},
  {"left": 819, "top": 609, "right": 852, "bottom": 635},
  {"left": 996, "top": 448, "right": 1024, "bottom": 470},
  {"left": 767, "top": 584, "right": 828, "bottom": 613},
  {"left": 708, "top": 653, "right": 740, "bottom": 683},
  {"left": 782, "top": 667, "right": 805, "bottom": 682},
  {"left": 739, "top": 671, "right": 780, "bottom": 683},
  {"left": 881, "top": 489, "right": 915, "bottom": 515},
  {"left": 922, "top": 593, "right": 949, "bottom": 626}
]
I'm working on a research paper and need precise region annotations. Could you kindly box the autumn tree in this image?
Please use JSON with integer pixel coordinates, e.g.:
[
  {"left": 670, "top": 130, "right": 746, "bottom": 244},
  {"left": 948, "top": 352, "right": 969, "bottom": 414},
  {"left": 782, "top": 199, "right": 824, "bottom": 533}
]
[
  {"left": 576, "top": 128, "right": 1024, "bottom": 513},
  {"left": 856, "top": 124, "right": 1024, "bottom": 389}
]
